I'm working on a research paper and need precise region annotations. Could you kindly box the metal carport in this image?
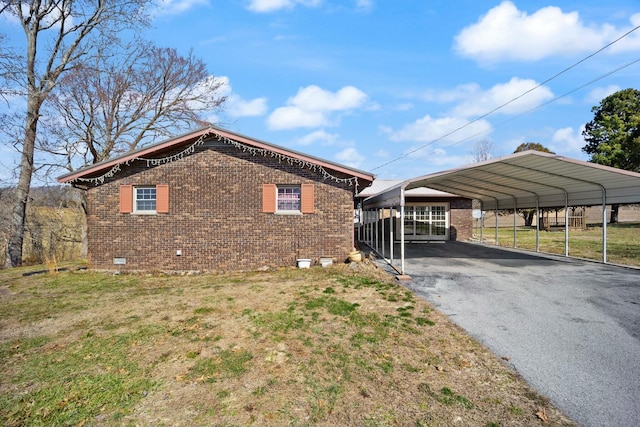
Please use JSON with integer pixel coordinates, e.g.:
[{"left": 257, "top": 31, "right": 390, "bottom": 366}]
[{"left": 362, "top": 150, "right": 640, "bottom": 275}]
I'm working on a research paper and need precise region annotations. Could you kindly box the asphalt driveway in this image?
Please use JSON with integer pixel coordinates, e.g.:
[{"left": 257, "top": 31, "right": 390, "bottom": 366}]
[{"left": 383, "top": 241, "right": 640, "bottom": 427}]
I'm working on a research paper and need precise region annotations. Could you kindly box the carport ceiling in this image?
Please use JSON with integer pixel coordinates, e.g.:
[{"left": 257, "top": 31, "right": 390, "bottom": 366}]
[{"left": 366, "top": 150, "right": 640, "bottom": 210}]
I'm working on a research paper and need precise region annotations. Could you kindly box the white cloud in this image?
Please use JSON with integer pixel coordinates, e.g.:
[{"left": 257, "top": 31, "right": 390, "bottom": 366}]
[
  {"left": 267, "top": 107, "right": 328, "bottom": 129},
  {"left": 355, "top": 0, "right": 373, "bottom": 12},
  {"left": 267, "top": 85, "right": 368, "bottom": 130},
  {"left": 296, "top": 129, "right": 340, "bottom": 146},
  {"left": 246, "top": 0, "right": 321, "bottom": 13},
  {"left": 335, "top": 147, "right": 364, "bottom": 168},
  {"left": 228, "top": 97, "right": 268, "bottom": 117},
  {"left": 551, "top": 126, "right": 586, "bottom": 154},
  {"left": 611, "top": 13, "right": 640, "bottom": 54},
  {"left": 453, "top": 78, "right": 554, "bottom": 117},
  {"left": 157, "top": 0, "right": 209, "bottom": 15},
  {"left": 289, "top": 85, "right": 367, "bottom": 111},
  {"left": 390, "top": 115, "right": 493, "bottom": 144},
  {"left": 454, "top": 1, "right": 633, "bottom": 63},
  {"left": 210, "top": 76, "right": 267, "bottom": 118},
  {"left": 586, "top": 85, "right": 621, "bottom": 104}
]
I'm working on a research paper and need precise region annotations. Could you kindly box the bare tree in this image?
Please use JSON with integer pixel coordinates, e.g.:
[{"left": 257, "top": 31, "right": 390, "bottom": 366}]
[
  {"left": 471, "top": 139, "right": 494, "bottom": 163},
  {"left": 42, "top": 42, "right": 226, "bottom": 168},
  {"left": 1, "top": 0, "right": 151, "bottom": 267},
  {"left": 38, "top": 42, "right": 227, "bottom": 256}
]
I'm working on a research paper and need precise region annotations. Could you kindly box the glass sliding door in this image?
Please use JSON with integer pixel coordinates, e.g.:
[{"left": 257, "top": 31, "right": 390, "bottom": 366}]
[{"left": 399, "top": 204, "right": 449, "bottom": 240}]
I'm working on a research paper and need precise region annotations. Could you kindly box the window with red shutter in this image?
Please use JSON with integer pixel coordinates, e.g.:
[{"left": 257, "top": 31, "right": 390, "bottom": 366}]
[
  {"left": 156, "top": 185, "right": 169, "bottom": 213},
  {"left": 120, "top": 185, "right": 133, "bottom": 213},
  {"left": 262, "top": 184, "right": 277, "bottom": 213},
  {"left": 301, "top": 184, "right": 314, "bottom": 214}
]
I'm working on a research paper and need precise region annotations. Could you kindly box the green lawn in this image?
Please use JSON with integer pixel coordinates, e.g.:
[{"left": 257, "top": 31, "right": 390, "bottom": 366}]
[
  {"left": 480, "top": 222, "right": 640, "bottom": 267},
  {"left": 0, "top": 263, "right": 575, "bottom": 427}
]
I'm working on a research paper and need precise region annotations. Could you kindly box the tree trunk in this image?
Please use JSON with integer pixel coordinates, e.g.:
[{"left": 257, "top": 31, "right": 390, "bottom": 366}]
[
  {"left": 5, "top": 97, "right": 39, "bottom": 268},
  {"left": 523, "top": 210, "right": 535, "bottom": 227},
  {"left": 610, "top": 204, "right": 619, "bottom": 224}
]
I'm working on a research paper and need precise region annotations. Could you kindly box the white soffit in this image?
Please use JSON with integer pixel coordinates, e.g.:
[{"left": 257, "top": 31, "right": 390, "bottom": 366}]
[{"left": 369, "top": 151, "right": 640, "bottom": 210}]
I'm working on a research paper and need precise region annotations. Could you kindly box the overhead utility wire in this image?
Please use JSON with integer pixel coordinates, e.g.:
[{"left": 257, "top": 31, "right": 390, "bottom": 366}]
[
  {"left": 437, "top": 56, "right": 640, "bottom": 152},
  {"left": 397, "top": 56, "right": 640, "bottom": 165},
  {"left": 371, "top": 24, "right": 640, "bottom": 171}
]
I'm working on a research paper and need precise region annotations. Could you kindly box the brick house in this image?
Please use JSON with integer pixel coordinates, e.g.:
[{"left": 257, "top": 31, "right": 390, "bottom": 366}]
[{"left": 58, "top": 127, "right": 375, "bottom": 272}]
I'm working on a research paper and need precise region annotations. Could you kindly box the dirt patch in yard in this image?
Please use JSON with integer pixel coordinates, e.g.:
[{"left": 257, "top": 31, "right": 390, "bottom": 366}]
[{"left": 0, "top": 261, "right": 577, "bottom": 426}]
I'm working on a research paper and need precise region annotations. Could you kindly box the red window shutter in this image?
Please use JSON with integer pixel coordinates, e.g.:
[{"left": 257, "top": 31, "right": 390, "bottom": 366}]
[
  {"left": 119, "top": 185, "right": 132, "bottom": 213},
  {"left": 156, "top": 184, "right": 169, "bottom": 213},
  {"left": 262, "top": 184, "right": 276, "bottom": 213},
  {"left": 301, "top": 184, "right": 314, "bottom": 214}
]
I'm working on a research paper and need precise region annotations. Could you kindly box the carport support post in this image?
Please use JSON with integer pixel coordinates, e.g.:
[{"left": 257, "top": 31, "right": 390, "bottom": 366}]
[
  {"left": 389, "top": 207, "right": 393, "bottom": 260},
  {"left": 602, "top": 197, "right": 607, "bottom": 263},
  {"left": 564, "top": 194, "right": 569, "bottom": 257},
  {"left": 535, "top": 199, "right": 540, "bottom": 252},
  {"left": 480, "top": 201, "right": 484, "bottom": 242},
  {"left": 400, "top": 188, "right": 406, "bottom": 275},
  {"left": 375, "top": 209, "right": 379, "bottom": 253},
  {"left": 495, "top": 207, "right": 498, "bottom": 245},
  {"left": 513, "top": 199, "right": 517, "bottom": 249},
  {"left": 381, "top": 208, "right": 385, "bottom": 259}
]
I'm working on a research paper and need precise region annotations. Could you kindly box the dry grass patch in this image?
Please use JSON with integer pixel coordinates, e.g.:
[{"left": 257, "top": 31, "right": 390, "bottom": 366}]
[{"left": 0, "top": 263, "right": 576, "bottom": 426}]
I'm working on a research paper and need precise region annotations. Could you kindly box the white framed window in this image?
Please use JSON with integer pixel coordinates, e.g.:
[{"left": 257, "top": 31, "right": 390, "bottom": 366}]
[
  {"left": 134, "top": 186, "right": 157, "bottom": 213},
  {"left": 277, "top": 186, "right": 301, "bottom": 213}
]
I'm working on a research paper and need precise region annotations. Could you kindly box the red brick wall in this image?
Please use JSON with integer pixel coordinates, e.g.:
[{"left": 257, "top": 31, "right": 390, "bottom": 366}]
[
  {"left": 448, "top": 198, "right": 473, "bottom": 241},
  {"left": 85, "top": 144, "right": 359, "bottom": 272}
]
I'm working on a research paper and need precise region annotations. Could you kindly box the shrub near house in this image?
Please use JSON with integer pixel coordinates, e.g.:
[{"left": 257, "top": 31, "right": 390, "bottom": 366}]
[{"left": 58, "top": 127, "right": 375, "bottom": 272}]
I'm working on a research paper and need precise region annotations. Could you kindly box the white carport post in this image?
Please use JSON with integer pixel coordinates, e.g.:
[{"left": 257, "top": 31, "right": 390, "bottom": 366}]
[
  {"left": 495, "top": 204, "right": 499, "bottom": 245},
  {"left": 400, "top": 187, "right": 406, "bottom": 275},
  {"left": 381, "top": 207, "right": 385, "bottom": 259},
  {"left": 535, "top": 197, "right": 540, "bottom": 252},
  {"left": 513, "top": 198, "right": 517, "bottom": 248},
  {"left": 480, "top": 201, "right": 484, "bottom": 242},
  {"left": 564, "top": 193, "right": 569, "bottom": 257},
  {"left": 389, "top": 206, "right": 394, "bottom": 265},
  {"left": 602, "top": 192, "right": 607, "bottom": 263},
  {"left": 375, "top": 209, "right": 379, "bottom": 253}
]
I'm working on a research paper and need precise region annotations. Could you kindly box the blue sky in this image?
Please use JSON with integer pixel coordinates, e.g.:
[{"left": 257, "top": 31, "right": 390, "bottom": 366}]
[{"left": 3, "top": 0, "right": 640, "bottom": 182}]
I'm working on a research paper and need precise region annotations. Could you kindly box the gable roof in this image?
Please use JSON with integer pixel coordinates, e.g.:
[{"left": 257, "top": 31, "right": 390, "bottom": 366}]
[
  {"left": 57, "top": 126, "right": 375, "bottom": 189},
  {"left": 363, "top": 150, "right": 640, "bottom": 210}
]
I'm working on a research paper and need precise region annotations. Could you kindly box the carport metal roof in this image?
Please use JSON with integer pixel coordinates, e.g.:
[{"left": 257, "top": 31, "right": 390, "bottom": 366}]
[
  {"left": 363, "top": 150, "right": 640, "bottom": 210},
  {"left": 360, "top": 150, "right": 640, "bottom": 274}
]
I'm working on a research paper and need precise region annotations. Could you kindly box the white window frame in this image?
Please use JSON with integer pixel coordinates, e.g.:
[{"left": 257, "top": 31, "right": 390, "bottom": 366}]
[
  {"left": 398, "top": 202, "right": 450, "bottom": 240},
  {"left": 276, "top": 185, "right": 302, "bottom": 214},
  {"left": 133, "top": 186, "right": 157, "bottom": 214}
]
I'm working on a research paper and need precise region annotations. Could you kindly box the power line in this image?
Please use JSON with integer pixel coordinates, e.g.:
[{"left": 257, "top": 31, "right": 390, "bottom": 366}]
[{"left": 371, "top": 24, "right": 640, "bottom": 171}]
